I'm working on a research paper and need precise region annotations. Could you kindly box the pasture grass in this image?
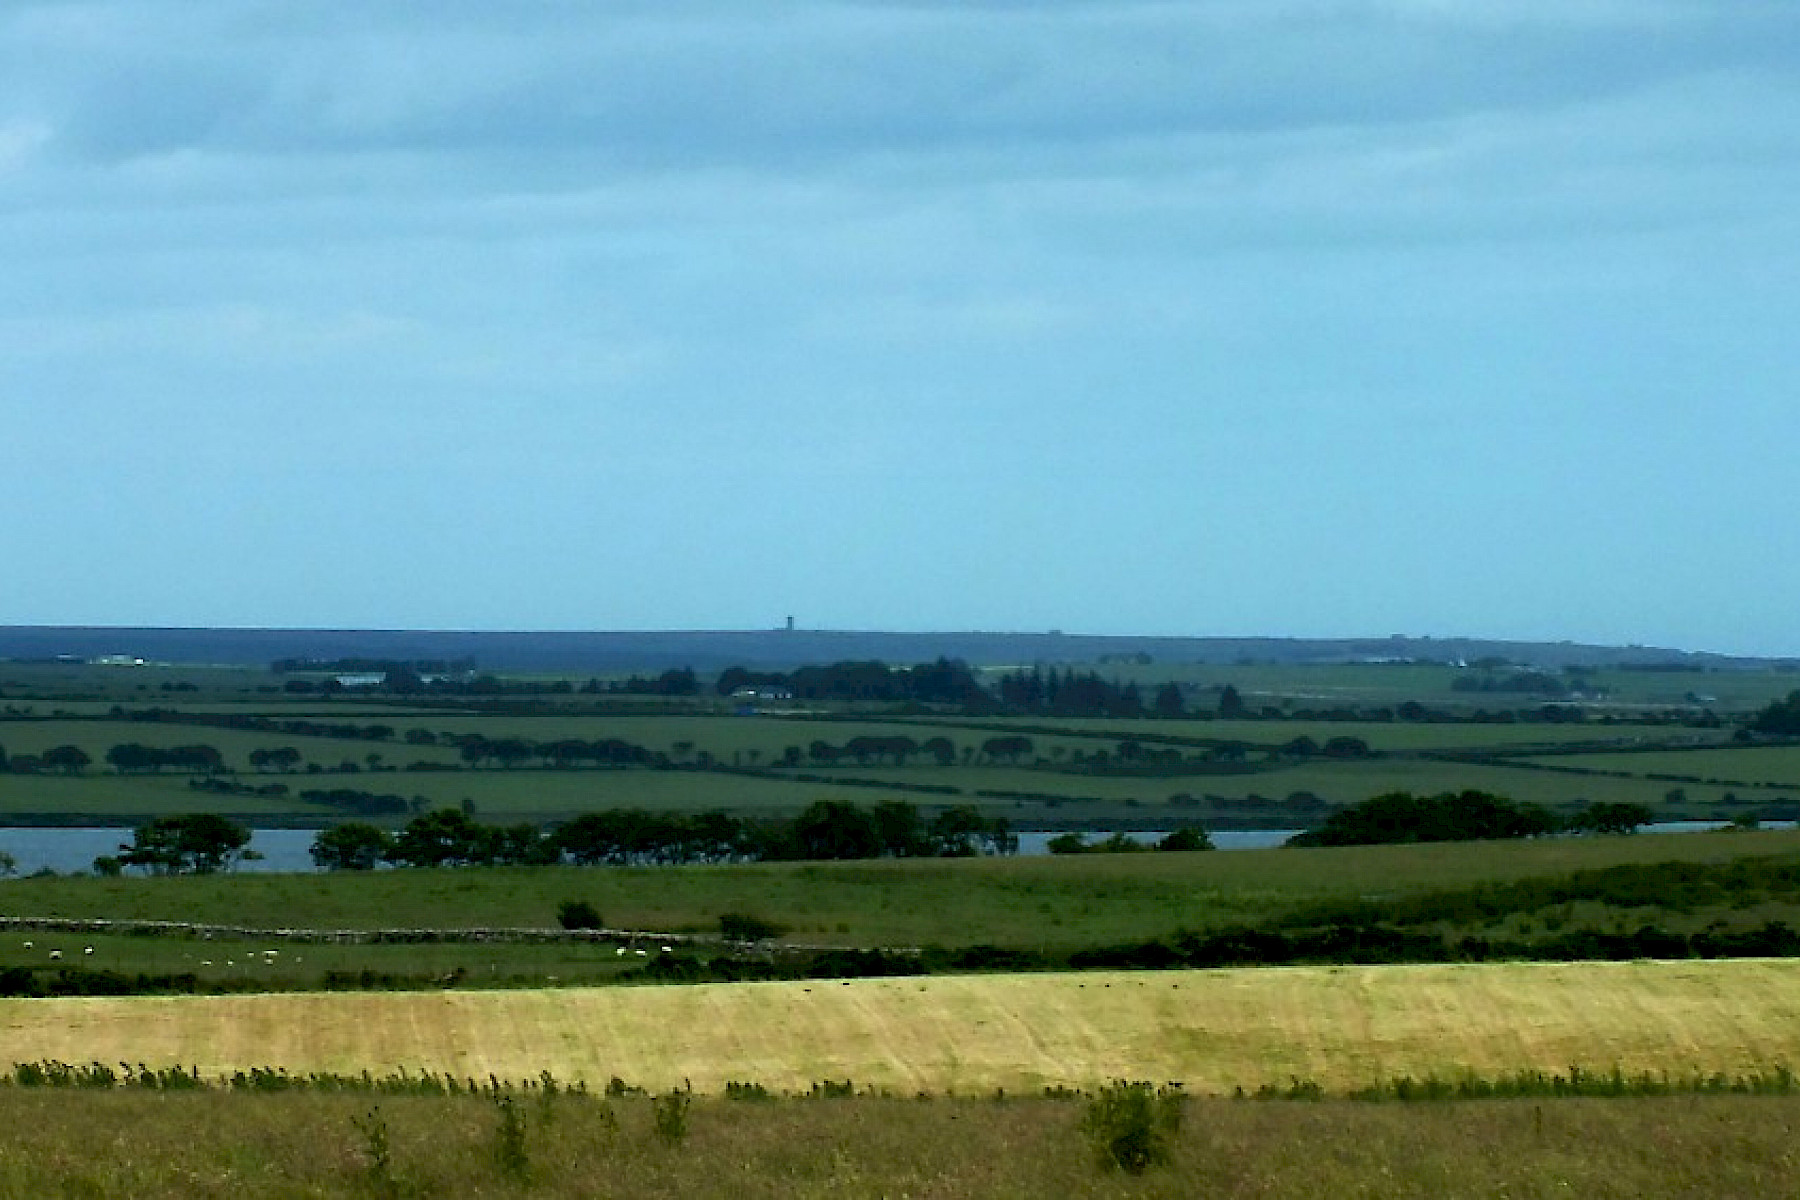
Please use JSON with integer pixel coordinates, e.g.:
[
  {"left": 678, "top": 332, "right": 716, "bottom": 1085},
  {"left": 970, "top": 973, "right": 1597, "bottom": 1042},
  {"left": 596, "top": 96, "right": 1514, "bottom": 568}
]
[
  {"left": 0, "top": 929, "right": 649, "bottom": 989},
  {"left": 8, "top": 830, "right": 1800, "bottom": 949},
  {"left": 1523, "top": 746, "right": 1800, "bottom": 790},
  {"left": 0, "top": 1086, "right": 1795, "bottom": 1198}
]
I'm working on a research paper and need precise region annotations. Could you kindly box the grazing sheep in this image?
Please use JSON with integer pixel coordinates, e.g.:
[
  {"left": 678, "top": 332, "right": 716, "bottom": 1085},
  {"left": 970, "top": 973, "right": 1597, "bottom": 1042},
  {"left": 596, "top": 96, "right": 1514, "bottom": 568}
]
[
  {"left": 615, "top": 947, "right": 626, "bottom": 956},
  {"left": 47, "top": 950, "right": 61, "bottom": 960},
  {"left": 21, "top": 941, "right": 31, "bottom": 949},
  {"left": 84, "top": 947, "right": 94, "bottom": 955}
]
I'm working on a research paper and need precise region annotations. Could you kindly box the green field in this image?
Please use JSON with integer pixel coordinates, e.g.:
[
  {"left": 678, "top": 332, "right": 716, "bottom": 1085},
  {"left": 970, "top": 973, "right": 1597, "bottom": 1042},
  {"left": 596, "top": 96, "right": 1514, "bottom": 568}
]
[
  {"left": 1523, "top": 746, "right": 1800, "bottom": 791},
  {"left": 0, "top": 707, "right": 1762, "bottom": 827},
  {"left": 908, "top": 714, "right": 1681, "bottom": 752},
  {"left": 9, "top": 829, "right": 1800, "bottom": 953},
  {"left": 3, "top": 1087, "right": 1796, "bottom": 1197}
]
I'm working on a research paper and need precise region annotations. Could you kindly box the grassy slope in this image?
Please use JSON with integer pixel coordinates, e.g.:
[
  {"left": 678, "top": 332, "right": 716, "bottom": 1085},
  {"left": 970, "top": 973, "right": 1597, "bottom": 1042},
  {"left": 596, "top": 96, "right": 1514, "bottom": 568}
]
[
  {"left": 8, "top": 830, "right": 1800, "bottom": 948},
  {"left": 8, "top": 959, "right": 1800, "bottom": 1094}
]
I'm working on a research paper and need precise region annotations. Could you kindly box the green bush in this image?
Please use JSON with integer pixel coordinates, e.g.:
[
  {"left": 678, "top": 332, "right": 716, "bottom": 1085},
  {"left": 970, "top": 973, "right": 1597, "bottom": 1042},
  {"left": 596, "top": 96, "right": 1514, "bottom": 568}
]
[
  {"left": 1081, "top": 1081, "right": 1184, "bottom": 1174},
  {"left": 556, "top": 899, "right": 603, "bottom": 930},
  {"left": 652, "top": 1087, "right": 692, "bottom": 1145},
  {"left": 718, "top": 912, "right": 784, "bottom": 941},
  {"left": 492, "top": 1094, "right": 529, "bottom": 1177}
]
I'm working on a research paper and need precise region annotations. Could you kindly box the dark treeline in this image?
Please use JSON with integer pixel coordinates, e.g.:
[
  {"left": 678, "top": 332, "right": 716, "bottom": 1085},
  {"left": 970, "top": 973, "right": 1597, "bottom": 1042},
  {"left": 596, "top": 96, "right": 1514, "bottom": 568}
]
[
  {"left": 994, "top": 667, "right": 1158, "bottom": 717},
  {"left": 1286, "top": 791, "right": 1654, "bottom": 848},
  {"left": 1065, "top": 919, "right": 1800, "bottom": 973},
  {"left": 581, "top": 667, "right": 699, "bottom": 696},
  {"left": 310, "top": 799, "right": 1017, "bottom": 870},
  {"left": 110, "top": 707, "right": 397, "bottom": 742},
  {"left": 103, "top": 743, "right": 227, "bottom": 774}
]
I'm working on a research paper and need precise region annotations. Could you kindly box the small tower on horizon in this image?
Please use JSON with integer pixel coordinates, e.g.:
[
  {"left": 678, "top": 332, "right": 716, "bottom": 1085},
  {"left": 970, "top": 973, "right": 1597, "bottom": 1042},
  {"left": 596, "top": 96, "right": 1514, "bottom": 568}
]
[{"left": 785, "top": 615, "right": 795, "bottom": 632}]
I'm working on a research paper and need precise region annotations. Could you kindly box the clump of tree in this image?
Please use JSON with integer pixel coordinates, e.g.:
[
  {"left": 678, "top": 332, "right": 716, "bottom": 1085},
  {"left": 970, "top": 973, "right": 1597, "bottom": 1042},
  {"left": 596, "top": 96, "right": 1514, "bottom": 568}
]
[
  {"left": 310, "top": 822, "right": 393, "bottom": 870},
  {"left": 1286, "top": 790, "right": 1560, "bottom": 847},
  {"left": 105, "top": 743, "right": 227, "bottom": 774},
  {"left": 1565, "top": 801, "right": 1655, "bottom": 835},
  {"left": 1749, "top": 691, "right": 1800, "bottom": 737},
  {"left": 776, "top": 800, "right": 1015, "bottom": 860},
  {"left": 299, "top": 788, "right": 412, "bottom": 816},
  {"left": 1048, "top": 828, "right": 1213, "bottom": 854},
  {"left": 553, "top": 809, "right": 750, "bottom": 866},
  {"left": 97, "top": 814, "right": 260, "bottom": 875},
  {"left": 555, "top": 899, "right": 604, "bottom": 930},
  {"left": 995, "top": 667, "right": 1146, "bottom": 717},
  {"left": 39, "top": 745, "right": 92, "bottom": 775}
]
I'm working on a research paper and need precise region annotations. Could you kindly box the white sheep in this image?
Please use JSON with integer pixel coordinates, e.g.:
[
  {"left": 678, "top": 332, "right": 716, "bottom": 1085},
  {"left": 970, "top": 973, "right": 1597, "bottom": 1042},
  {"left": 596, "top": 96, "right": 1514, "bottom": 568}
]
[
  {"left": 21, "top": 940, "right": 31, "bottom": 949},
  {"left": 84, "top": 947, "right": 94, "bottom": 955},
  {"left": 47, "top": 950, "right": 61, "bottom": 960}
]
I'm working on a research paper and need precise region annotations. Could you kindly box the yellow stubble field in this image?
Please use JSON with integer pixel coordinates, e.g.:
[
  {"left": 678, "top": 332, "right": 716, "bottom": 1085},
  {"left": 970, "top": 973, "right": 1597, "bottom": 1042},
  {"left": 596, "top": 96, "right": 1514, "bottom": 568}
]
[{"left": 6, "top": 959, "right": 1800, "bottom": 1095}]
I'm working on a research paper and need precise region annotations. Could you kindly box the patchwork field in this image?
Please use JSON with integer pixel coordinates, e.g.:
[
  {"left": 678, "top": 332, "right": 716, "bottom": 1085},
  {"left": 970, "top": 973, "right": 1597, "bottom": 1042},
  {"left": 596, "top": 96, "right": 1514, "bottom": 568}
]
[{"left": 8, "top": 959, "right": 1800, "bottom": 1095}]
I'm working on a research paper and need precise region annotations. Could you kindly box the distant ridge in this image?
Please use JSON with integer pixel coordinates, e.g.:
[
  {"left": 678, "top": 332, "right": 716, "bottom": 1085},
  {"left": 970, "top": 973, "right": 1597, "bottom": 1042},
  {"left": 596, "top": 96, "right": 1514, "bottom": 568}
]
[{"left": 0, "top": 627, "right": 1789, "bottom": 673}]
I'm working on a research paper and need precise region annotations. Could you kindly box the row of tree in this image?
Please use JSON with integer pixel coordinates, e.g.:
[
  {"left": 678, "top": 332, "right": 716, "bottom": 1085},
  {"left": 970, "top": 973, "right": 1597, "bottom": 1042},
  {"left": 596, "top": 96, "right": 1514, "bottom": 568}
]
[
  {"left": 2, "top": 744, "right": 94, "bottom": 774},
  {"left": 1285, "top": 791, "right": 1655, "bottom": 848},
  {"left": 105, "top": 743, "right": 227, "bottom": 774},
  {"left": 307, "top": 799, "right": 1019, "bottom": 871}
]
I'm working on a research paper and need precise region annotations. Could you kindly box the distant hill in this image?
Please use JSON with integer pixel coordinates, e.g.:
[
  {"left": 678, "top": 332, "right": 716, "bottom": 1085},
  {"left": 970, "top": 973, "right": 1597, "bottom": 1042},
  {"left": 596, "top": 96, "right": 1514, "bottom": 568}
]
[{"left": 0, "top": 626, "right": 1791, "bottom": 674}]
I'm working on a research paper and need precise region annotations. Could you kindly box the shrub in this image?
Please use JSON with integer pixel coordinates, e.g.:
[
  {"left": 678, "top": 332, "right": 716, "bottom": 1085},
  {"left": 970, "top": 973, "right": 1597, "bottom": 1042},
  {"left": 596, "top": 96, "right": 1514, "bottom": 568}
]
[
  {"left": 349, "top": 1105, "right": 394, "bottom": 1193},
  {"left": 1157, "top": 827, "right": 1214, "bottom": 852},
  {"left": 556, "top": 899, "right": 603, "bottom": 930},
  {"left": 1080, "top": 1080, "right": 1184, "bottom": 1174},
  {"left": 492, "top": 1094, "right": 529, "bottom": 1178},
  {"left": 718, "top": 912, "right": 784, "bottom": 941},
  {"left": 651, "top": 1087, "right": 691, "bottom": 1145}
]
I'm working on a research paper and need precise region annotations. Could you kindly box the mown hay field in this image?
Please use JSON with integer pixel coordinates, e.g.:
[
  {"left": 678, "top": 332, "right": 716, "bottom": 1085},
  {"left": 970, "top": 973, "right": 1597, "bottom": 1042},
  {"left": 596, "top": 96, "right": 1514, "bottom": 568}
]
[{"left": 9, "top": 959, "right": 1800, "bottom": 1095}]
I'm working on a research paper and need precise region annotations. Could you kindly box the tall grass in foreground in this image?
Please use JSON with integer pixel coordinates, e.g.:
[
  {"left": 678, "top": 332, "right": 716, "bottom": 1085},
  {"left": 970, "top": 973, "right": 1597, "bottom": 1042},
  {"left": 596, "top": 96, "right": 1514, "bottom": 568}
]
[{"left": 1, "top": 1069, "right": 1799, "bottom": 1197}]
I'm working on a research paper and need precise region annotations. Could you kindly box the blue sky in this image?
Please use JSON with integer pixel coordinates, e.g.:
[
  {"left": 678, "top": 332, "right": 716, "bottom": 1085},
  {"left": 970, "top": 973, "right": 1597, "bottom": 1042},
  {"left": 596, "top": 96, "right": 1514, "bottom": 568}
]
[{"left": 3, "top": 2, "right": 1797, "bottom": 654}]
